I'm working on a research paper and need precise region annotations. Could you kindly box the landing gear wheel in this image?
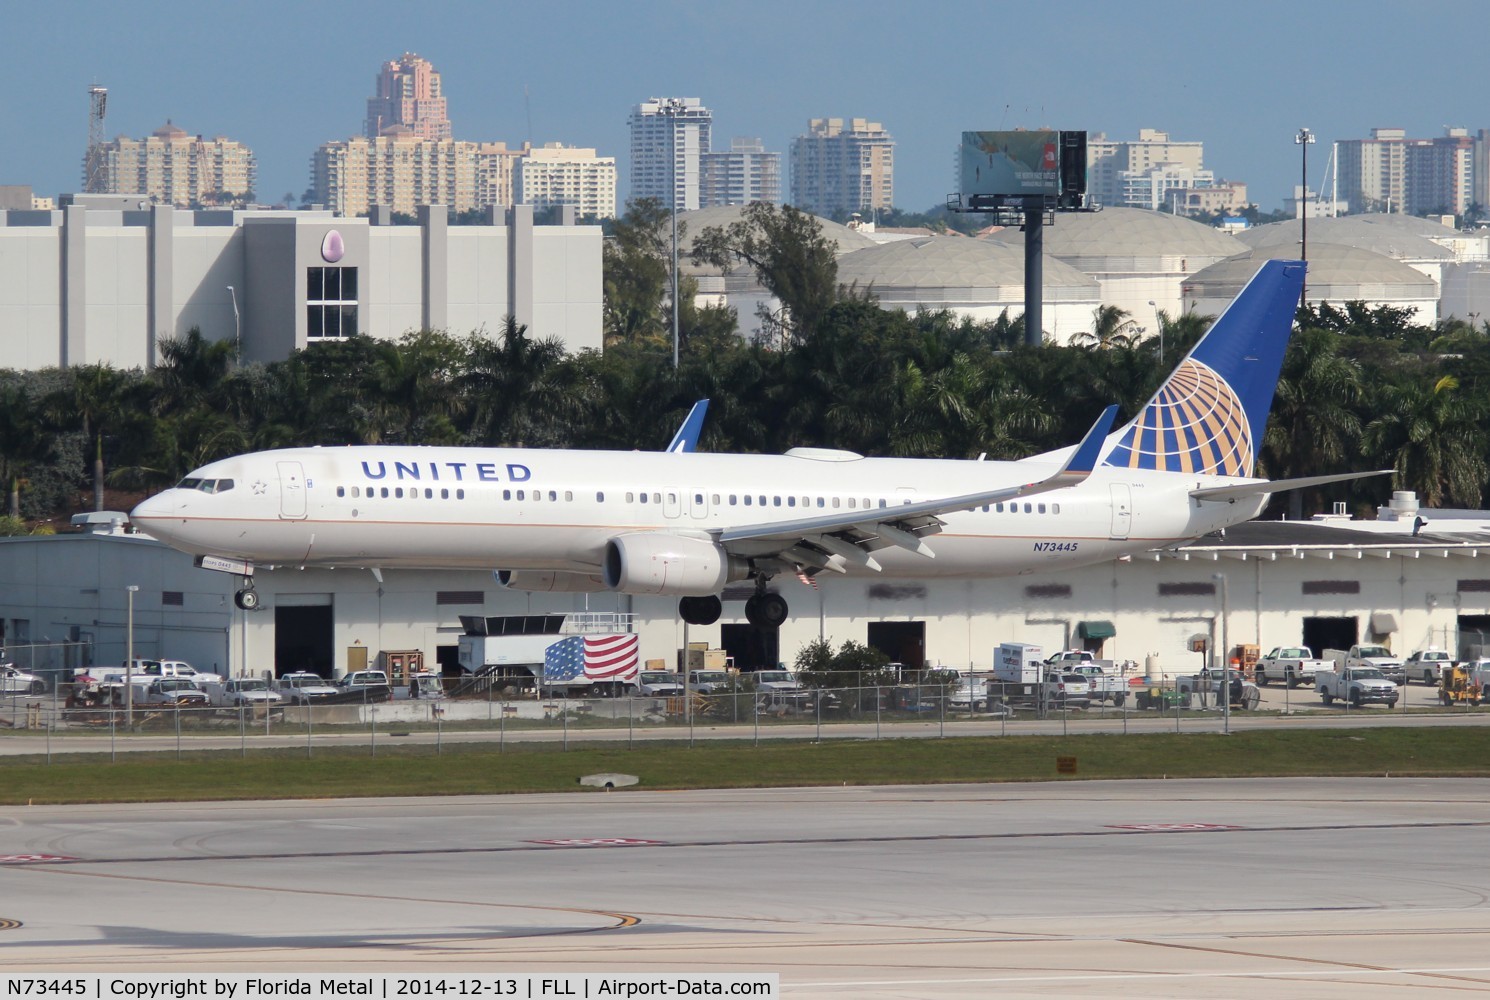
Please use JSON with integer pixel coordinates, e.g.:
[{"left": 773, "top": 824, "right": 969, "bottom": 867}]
[
  {"left": 235, "top": 588, "right": 260, "bottom": 611},
  {"left": 745, "top": 592, "right": 788, "bottom": 629},
  {"left": 679, "top": 595, "right": 722, "bottom": 626}
]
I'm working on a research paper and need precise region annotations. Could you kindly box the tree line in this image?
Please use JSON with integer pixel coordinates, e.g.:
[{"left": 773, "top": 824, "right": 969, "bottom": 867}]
[{"left": 1, "top": 201, "right": 1486, "bottom": 531}]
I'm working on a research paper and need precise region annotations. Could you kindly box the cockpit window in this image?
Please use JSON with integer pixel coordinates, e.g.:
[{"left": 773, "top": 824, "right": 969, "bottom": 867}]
[{"left": 175, "top": 478, "right": 235, "bottom": 494}]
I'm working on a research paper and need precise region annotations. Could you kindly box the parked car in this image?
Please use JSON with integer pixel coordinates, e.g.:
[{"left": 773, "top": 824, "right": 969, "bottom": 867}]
[
  {"left": 949, "top": 678, "right": 989, "bottom": 711},
  {"left": 1404, "top": 649, "right": 1454, "bottom": 685},
  {"left": 0, "top": 663, "right": 46, "bottom": 694},
  {"left": 202, "top": 678, "right": 283, "bottom": 708},
  {"left": 1043, "top": 672, "right": 1093, "bottom": 708},
  {"left": 635, "top": 671, "right": 685, "bottom": 697},
  {"left": 339, "top": 669, "right": 390, "bottom": 691},
  {"left": 686, "top": 669, "right": 732, "bottom": 694},
  {"left": 274, "top": 671, "right": 339, "bottom": 704}
]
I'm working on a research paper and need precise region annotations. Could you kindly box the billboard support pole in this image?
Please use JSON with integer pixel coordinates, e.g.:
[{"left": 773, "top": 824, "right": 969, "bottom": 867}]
[{"left": 1023, "top": 204, "right": 1043, "bottom": 347}]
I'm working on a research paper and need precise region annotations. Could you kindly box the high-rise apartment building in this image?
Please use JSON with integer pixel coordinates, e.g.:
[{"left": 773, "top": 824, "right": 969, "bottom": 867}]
[
  {"left": 1087, "top": 129, "right": 1214, "bottom": 211},
  {"left": 516, "top": 143, "right": 617, "bottom": 219},
  {"left": 365, "top": 53, "right": 452, "bottom": 140},
  {"left": 88, "top": 121, "right": 256, "bottom": 207},
  {"left": 701, "top": 137, "right": 781, "bottom": 207},
  {"left": 628, "top": 98, "right": 712, "bottom": 211},
  {"left": 789, "top": 117, "right": 894, "bottom": 217},
  {"left": 313, "top": 134, "right": 486, "bottom": 216},
  {"left": 1338, "top": 127, "right": 1473, "bottom": 216}
]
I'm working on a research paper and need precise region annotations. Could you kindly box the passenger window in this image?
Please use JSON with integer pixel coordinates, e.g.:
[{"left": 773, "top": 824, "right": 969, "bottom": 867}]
[
  {"left": 517, "top": 490, "right": 526, "bottom": 501},
  {"left": 729, "top": 494, "right": 737, "bottom": 505},
  {"left": 848, "top": 498, "right": 856, "bottom": 509},
  {"left": 565, "top": 491, "right": 572, "bottom": 502},
  {"left": 596, "top": 492, "right": 604, "bottom": 502},
  {"left": 773, "top": 496, "right": 781, "bottom": 507},
  {"left": 395, "top": 487, "right": 404, "bottom": 499},
  {"left": 654, "top": 493, "right": 662, "bottom": 504},
  {"left": 425, "top": 488, "right": 433, "bottom": 499},
  {"left": 758, "top": 495, "right": 766, "bottom": 506},
  {"left": 549, "top": 490, "right": 557, "bottom": 502},
  {"left": 668, "top": 492, "right": 677, "bottom": 505},
  {"left": 787, "top": 497, "right": 796, "bottom": 507},
  {"left": 995, "top": 502, "right": 1003, "bottom": 512},
  {"left": 1023, "top": 502, "right": 1032, "bottom": 513},
  {"left": 833, "top": 498, "right": 841, "bottom": 509},
  {"left": 1052, "top": 503, "right": 1060, "bottom": 514},
  {"left": 626, "top": 492, "right": 634, "bottom": 503},
  {"left": 441, "top": 488, "right": 449, "bottom": 500},
  {"left": 503, "top": 489, "right": 511, "bottom": 501},
  {"left": 744, "top": 496, "right": 752, "bottom": 506},
  {"left": 456, "top": 489, "right": 464, "bottom": 499},
  {"left": 640, "top": 493, "right": 648, "bottom": 504},
  {"left": 336, "top": 486, "right": 345, "bottom": 498},
  {"left": 1038, "top": 503, "right": 1046, "bottom": 514},
  {"left": 697, "top": 494, "right": 706, "bottom": 505},
  {"left": 878, "top": 499, "right": 887, "bottom": 508},
  {"left": 380, "top": 487, "right": 389, "bottom": 498}
]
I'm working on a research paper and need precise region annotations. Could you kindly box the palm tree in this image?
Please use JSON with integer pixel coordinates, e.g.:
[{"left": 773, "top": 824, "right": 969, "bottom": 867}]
[
  {"left": 1261, "top": 327, "right": 1363, "bottom": 519},
  {"left": 1073, "top": 305, "right": 1137, "bottom": 349},
  {"left": 1362, "top": 375, "right": 1488, "bottom": 509},
  {"left": 43, "top": 364, "right": 129, "bottom": 512}
]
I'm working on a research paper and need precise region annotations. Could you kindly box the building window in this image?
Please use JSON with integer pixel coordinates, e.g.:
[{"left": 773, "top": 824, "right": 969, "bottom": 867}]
[
  {"left": 1158, "top": 582, "right": 1217, "bottom": 596},
  {"left": 1024, "top": 583, "right": 1071, "bottom": 599},
  {"left": 307, "top": 266, "right": 358, "bottom": 339},
  {"left": 436, "top": 591, "right": 484, "bottom": 606},
  {"left": 1303, "top": 580, "right": 1361, "bottom": 595}
]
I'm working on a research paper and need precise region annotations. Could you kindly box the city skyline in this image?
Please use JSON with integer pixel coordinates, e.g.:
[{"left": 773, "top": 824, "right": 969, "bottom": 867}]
[{"left": 4, "top": 0, "right": 1489, "bottom": 216}]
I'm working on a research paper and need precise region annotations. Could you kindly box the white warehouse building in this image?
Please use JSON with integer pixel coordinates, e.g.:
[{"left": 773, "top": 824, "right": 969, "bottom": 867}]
[
  {"left": 2, "top": 494, "right": 1485, "bottom": 684},
  {"left": 0, "top": 197, "right": 603, "bottom": 369}
]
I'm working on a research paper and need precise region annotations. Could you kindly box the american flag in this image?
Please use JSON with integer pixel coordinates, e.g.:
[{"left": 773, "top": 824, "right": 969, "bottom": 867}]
[{"left": 543, "top": 634, "right": 640, "bottom": 684}]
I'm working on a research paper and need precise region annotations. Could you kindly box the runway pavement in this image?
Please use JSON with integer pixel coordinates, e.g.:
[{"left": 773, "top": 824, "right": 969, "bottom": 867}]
[{"left": 3, "top": 778, "right": 1490, "bottom": 997}]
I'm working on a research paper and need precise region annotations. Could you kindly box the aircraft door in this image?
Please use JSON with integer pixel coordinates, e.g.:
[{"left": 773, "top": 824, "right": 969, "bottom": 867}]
[
  {"left": 1108, "top": 483, "right": 1132, "bottom": 540},
  {"left": 663, "top": 490, "right": 681, "bottom": 519},
  {"left": 689, "top": 488, "right": 710, "bottom": 520},
  {"left": 278, "top": 461, "right": 308, "bottom": 520}
]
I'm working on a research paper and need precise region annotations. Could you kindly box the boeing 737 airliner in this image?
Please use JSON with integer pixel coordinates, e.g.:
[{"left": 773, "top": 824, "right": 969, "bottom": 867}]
[{"left": 131, "top": 260, "right": 1375, "bottom": 628}]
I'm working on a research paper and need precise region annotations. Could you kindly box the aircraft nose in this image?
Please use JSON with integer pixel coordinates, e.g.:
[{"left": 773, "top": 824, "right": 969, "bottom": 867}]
[{"left": 130, "top": 491, "right": 180, "bottom": 528}]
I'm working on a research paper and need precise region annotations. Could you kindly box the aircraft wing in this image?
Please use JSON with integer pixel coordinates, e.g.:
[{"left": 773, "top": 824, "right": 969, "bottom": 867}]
[
  {"left": 716, "top": 406, "right": 1118, "bottom": 574},
  {"left": 1189, "top": 470, "right": 1393, "bottom": 503}
]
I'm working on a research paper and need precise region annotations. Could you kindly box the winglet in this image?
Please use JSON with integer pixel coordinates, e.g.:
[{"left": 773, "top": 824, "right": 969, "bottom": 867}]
[
  {"left": 666, "top": 399, "right": 710, "bottom": 453},
  {"left": 1056, "top": 404, "right": 1119, "bottom": 482}
]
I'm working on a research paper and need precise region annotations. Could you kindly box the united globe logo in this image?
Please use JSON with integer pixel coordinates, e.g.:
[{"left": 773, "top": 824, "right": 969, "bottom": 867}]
[{"left": 1104, "top": 358, "right": 1253, "bottom": 477}]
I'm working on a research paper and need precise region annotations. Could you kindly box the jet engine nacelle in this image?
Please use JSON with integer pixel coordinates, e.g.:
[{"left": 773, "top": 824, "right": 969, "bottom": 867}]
[
  {"left": 495, "top": 570, "right": 607, "bottom": 593},
  {"left": 603, "top": 532, "right": 747, "bottom": 596}
]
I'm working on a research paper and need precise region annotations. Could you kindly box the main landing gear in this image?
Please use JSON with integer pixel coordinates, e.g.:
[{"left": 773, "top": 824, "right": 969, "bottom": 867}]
[
  {"left": 234, "top": 579, "right": 260, "bottom": 611},
  {"left": 676, "top": 580, "right": 789, "bottom": 629}
]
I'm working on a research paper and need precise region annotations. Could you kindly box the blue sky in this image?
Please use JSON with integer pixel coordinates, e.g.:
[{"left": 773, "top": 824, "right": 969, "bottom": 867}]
[{"left": 4, "top": 0, "right": 1487, "bottom": 214}]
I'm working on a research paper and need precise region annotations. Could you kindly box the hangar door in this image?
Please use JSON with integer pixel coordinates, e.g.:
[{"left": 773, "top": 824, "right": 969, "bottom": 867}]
[
  {"left": 1303, "top": 616, "right": 1357, "bottom": 657},
  {"left": 275, "top": 595, "right": 334, "bottom": 677},
  {"left": 868, "top": 621, "right": 926, "bottom": 669}
]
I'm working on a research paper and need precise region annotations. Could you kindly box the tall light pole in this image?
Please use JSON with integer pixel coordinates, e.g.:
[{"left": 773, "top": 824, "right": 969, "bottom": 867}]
[
  {"left": 1295, "top": 128, "right": 1316, "bottom": 302},
  {"left": 125, "top": 584, "right": 138, "bottom": 728},
  {"left": 1212, "top": 573, "right": 1230, "bottom": 735},
  {"left": 226, "top": 285, "right": 241, "bottom": 366},
  {"left": 657, "top": 98, "right": 687, "bottom": 369}
]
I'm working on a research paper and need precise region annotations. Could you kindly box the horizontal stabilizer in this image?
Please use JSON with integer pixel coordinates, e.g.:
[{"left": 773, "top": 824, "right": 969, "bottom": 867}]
[{"left": 1190, "top": 470, "right": 1393, "bottom": 503}]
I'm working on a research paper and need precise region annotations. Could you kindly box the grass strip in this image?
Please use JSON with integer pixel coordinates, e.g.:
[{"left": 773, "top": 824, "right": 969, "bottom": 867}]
[{"left": 1, "top": 727, "right": 1487, "bottom": 805}]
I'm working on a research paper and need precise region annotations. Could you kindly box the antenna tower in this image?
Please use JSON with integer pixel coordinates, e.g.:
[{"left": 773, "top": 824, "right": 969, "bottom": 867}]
[{"left": 85, "top": 85, "right": 109, "bottom": 193}]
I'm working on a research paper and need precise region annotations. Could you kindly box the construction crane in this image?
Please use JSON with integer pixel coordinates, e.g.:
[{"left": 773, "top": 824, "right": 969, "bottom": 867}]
[{"left": 84, "top": 85, "right": 108, "bottom": 193}]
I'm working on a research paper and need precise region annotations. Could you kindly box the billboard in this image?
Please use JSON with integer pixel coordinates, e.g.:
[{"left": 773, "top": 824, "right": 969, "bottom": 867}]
[
  {"left": 960, "top": 130, "right": 1062, "bottom": 199},
  {"left": 957, "top": 130, "right": 1087, "bottom": 210}
]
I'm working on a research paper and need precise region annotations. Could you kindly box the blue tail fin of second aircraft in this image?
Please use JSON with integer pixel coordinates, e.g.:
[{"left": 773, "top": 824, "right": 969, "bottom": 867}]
[
  {"left": 666, "top": 399, "right": 710, "bottom": 453},
  {"left": 1101, "top": 259, "right": 1304, "bottom": 478}
]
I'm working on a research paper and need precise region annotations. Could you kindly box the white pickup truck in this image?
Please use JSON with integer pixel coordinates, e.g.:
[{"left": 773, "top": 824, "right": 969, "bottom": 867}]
[
  {"left": 1255, "top": 646, "right": 1331, "bottom": 687},
  {"left": 1324, "top": 645, "right": 1406, "bottom": 686},
  {"left": 1316, "top": 666, "right": 1399, "bottom": 707},
  {"left": 1404, "top": 649, "right": 1454, "bottom": 685}
]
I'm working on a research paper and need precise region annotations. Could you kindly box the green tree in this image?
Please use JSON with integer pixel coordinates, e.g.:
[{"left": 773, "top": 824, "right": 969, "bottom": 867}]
[
  {"left": 602, "top": 198, "right": 674, "bottom": 350},
  {"left": 1362, "top": 375, "right": 1488, "bottom": 508},
  {"left": 1260, "top": 328, "right": 1363, "bottom": 519},
  {"left": 691, "top": 202, "right": 840, "bottom": 346}
]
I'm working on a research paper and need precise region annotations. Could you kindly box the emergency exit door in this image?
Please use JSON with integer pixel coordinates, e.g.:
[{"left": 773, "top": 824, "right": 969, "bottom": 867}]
[
  {"left": 1109, "top": 483, "right": 1132, "bottom": 539},
  {"left": 278, "top": 461, "right": 307, "bottom": 519}
]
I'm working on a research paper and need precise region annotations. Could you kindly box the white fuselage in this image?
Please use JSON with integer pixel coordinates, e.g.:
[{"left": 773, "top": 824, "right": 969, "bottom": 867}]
[{"left": 130, "top": 445, "right": 1265, "bottom": 583}]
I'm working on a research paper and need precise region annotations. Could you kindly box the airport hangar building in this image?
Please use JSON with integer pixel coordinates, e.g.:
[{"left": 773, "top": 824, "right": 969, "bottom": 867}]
[
  {"left": 0, "top": 196, "right": 602, "bottom": 369},
  {"left": 1, "top": 492, "right": 1486, "bottom": 683}
]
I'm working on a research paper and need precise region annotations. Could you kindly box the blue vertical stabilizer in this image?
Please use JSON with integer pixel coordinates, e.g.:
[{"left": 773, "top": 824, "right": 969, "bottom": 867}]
[{"left": 1101, "top": 259, "right": 1304, "bottom": 477}]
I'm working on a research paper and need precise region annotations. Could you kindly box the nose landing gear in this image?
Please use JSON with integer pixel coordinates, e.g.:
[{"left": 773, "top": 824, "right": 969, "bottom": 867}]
[{"left": 234, "top": 579, "right": 260, "bottom": 611}]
